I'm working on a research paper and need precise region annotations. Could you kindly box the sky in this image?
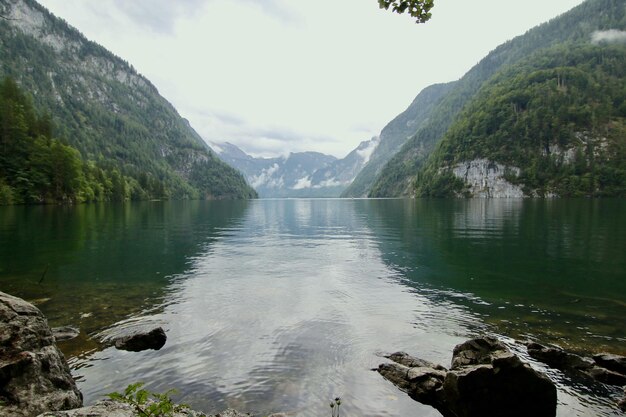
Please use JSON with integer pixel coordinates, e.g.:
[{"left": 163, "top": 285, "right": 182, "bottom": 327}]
[{"left": 39, "top": 0, "right": 586, "bottom": 158}]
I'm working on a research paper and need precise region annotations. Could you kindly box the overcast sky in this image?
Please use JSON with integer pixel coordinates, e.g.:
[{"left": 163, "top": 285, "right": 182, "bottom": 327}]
[{"left": 39, "top": 0, "right": 585, "bottom": 158}]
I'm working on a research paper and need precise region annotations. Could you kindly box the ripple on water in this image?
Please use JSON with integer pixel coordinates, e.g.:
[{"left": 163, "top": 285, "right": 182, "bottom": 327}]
[{"left": 2, "top": 199, "right": 623, "bottom": 417}]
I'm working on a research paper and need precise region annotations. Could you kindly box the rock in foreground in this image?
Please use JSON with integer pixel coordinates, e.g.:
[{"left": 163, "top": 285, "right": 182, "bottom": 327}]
[
  {"left": 114, "top": 327, "right": 167, "bottom": 352},
  {"left": 36, "top": 401, "right": 250, "bottom": 417},
  {"left": 0, "top": 291, "right": 83, "bottom": 417},
  {"left": 378, "top": 337, "right": 557, "bottom": 417}
]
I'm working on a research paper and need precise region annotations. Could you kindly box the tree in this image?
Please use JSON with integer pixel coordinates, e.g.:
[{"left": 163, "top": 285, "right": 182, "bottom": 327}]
[{"left": 378, "top": 0, "right": 434, "bottom": 23}]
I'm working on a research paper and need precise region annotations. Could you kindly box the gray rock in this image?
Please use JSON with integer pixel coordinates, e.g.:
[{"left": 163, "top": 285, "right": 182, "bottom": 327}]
[
  {"left": 113, "top": 327, "right": 167, "bottom": 352},
  {"left": 593, "top": 353, "right": 626, "bottom": 375},
  {"left": 386, "top": 351, "right": 447, "bottom": 370},
  {"left": 584, "top": 366, "right": 626, "bottom": 386},
  {"left": 526, "top": 343, "right": 626, "bottom": 386},
  {"left": 526, "top": 342, "right": 594, "bottom": 371},
  {"left": 378, "top": 337, "right": 557, "bottom": 417},
  {"left": 451, "top": 337, "right": 511, "bottom": 369},
  {"left": 51, "top": 326, "right": 80, "bottom": 342},
  {"left": 36, "top": 400, "right": 250, "bottom": 417},
  {"left": 444, "top": 345, "right": 557, "bottom": 417},
  {"left": 0, "top": 291, "right": 83, "bottom": 417}
]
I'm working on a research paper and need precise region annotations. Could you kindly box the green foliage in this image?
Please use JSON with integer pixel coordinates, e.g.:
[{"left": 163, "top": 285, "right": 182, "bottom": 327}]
[
  {"left": 0, "top": 2, "right": 256, "bottom": 202},
  {"left": 378, "top": 0, "right": 434, "bottom": 23},
  {"left": 0, "top": 77, "right": 175, "bottom": 204},
  {"left": 106, "top": 382, "right": 189, "bottom": 417},
  {"left": 369, "top": 0, "right": 626, "bottom": 197},
  {"left": 415, "top": 44, "right": 626, "bottom": 197}
]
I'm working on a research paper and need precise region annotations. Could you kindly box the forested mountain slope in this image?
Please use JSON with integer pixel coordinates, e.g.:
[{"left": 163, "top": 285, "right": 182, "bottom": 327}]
[
  {"left": 0, "top": 0, "right": 256, "bottom": 202},
  {"left": 368, "top": 0, "right": 626, "bottom": 197},
  {"left": 341, "top": 82, "right": 455, "bottom": 198},
  {"left": 417, "top": 44, "right": 626, "bottom": 197}
]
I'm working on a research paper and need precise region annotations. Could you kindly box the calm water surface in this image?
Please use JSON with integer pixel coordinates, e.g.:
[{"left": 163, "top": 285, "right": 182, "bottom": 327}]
[{"left": 0, "top": 199, "right": 624, "bottom": 416}]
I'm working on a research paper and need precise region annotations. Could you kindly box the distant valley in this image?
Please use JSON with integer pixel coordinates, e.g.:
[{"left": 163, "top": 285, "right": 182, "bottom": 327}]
[{"left": 212, "top": 138, "right": 378, "bottom": 198}]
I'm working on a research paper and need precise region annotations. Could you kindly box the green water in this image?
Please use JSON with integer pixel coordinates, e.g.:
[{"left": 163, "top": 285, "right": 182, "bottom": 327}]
[
  {"left": 0, "top": 199, "right": 624, "bottom": 417},
  {"left": 362, "top": 199, "right": 626, "bottom": 354}
]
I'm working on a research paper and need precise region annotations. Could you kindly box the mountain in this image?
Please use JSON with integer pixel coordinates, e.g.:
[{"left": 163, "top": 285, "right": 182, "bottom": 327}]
[
  {"left": 0, "top": 0, "right": 257, "bottom": 201},
  {"left": 341, "top": 82, "right": 455, "bottom": 197},
  {"left": 416, "top": 44, "right": 626, "bottom": 197},
  {"left": 308, "top": 136, "right": 379, "bottom": 197},
  {"left": 213, "top": 143, "right": 335, "bottom": 197},
  {"left": 213, "top": 139, "right": 378, "bottom": 197},
  {"left": 368, "top": 0, "right": 626, "bottom": 197}
]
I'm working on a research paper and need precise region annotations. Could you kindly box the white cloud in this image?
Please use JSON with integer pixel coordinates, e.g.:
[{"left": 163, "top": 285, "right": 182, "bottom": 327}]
[
  {"left": 356, "top": 137, "right": 380, "bottom": 165},
  {"left": 39, "top": 0, "right": 586, "bottom": 158},
  {"left": 292, "top": 176, "right": 312, "bottom": 190},
  {"left": 251, "top": 163, "right": 280, "bottom": 188},
  {"left": 591, "top": 29, "right": 626, "bottom": 44}
]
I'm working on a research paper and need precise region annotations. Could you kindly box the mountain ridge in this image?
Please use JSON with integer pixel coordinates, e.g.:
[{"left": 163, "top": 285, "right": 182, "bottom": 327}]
[
  {"left": 367, "top": 0, "right": 626, "bottom": 197},
  {"left": 213, "top": 139, "right": 378, "bottom": 198},
  {"left": 0, "top": 0, "right": 257, "bottom": 201}
]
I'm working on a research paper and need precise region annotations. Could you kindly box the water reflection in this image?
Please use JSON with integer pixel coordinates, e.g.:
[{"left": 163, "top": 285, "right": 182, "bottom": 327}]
[
  {"left": 1, "top": 199, "right": 624, "bottom": 417},
  {"left": 358, "top": 199, "right": 626, "bottom": 353},
  {"left": 71, "top": 200, "right": 479, "bottom": 417},
  {"left": 357, "top": 198, "right": 625, "bottom": 417},
  {"left": 0, "top": 200, "right": 250, "bottom": 356}
]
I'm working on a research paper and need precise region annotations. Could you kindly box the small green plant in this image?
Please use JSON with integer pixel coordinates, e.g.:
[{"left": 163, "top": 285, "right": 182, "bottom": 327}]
[
  {"left": 107, "top": 382, "right": 189, "bottom": 417},
  {"left": 329, "top": 397, "right": 341, "bottom": 417}
]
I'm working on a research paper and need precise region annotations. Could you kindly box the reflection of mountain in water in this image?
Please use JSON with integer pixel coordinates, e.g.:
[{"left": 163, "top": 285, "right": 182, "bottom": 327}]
[
  {"left": 356, "top": 199, "right": 626, "bottom": 354},
  {"left": 0, "top": 200, "right": 250, "bottom": 356},
  {"left": 71, "top": 200, "right": 481, "bottom": 417}
]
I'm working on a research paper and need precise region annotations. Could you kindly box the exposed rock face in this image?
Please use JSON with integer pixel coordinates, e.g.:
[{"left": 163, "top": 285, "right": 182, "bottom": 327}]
[
  {"left": 0, "top": 291, "right": 83, "bottom": 417},
  {"left": 526, "top": 342, "right": 626, "bottom": 386},
  {"left": 378, "top": 337, "right": 557, "bottom": 417},
  {"left": 114, "top": 327, "right": 167, "bottom": 352},
  {"left": 36, "top": 401, "right": 250, "bottom": 417},
  {"left": 452, "top": 159, "right": 525, "bottom": 198}
]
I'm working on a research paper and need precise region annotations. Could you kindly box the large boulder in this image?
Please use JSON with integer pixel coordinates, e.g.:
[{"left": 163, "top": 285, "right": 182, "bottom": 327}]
[
  {"left": 0, "top": 291, "right": 83, "bottom": 417},
  {"left": 378, "top": 337, "right": 557, "bottom": 417},
  {"left": 444, "top": 338, "right": 557, "bottom": 417}
]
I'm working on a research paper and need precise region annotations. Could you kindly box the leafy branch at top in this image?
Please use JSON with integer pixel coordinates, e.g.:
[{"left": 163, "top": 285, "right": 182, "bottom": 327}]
[{"left": 378, "top": 0, "right": 435, "bottom": 23}]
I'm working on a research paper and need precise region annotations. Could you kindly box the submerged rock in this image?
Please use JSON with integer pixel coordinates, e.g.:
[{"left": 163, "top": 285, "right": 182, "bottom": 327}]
[
  {"left": 526, "top": 342, "right": 594, "bottom": 370},
  {"left": 526, "top": 342, "right": 626, "bottom": 386},
  {"left": 378, "top": 336, "right": 557, "bottom": 417},
  {"left": 0, "top": 291, "right": 83, "bottom": 417},
  {"left": 51, "top": 326, "right": 80, "bottom": 342},
  {"left": 593, "top": 353, "right": 626, "bottom": 376},
  {"left": 113, "top": 327, "right": 167, "bottom": 352}
]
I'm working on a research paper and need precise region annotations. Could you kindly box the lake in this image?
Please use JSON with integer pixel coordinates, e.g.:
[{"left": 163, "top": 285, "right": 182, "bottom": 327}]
[{"left": 0, "top": 199, "right": 624, "bottom": 416}]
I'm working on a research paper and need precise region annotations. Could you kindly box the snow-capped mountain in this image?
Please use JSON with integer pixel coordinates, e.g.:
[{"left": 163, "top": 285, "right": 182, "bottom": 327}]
[{"left": 212, "top": 139, "right": 379, "bottom": 197}]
